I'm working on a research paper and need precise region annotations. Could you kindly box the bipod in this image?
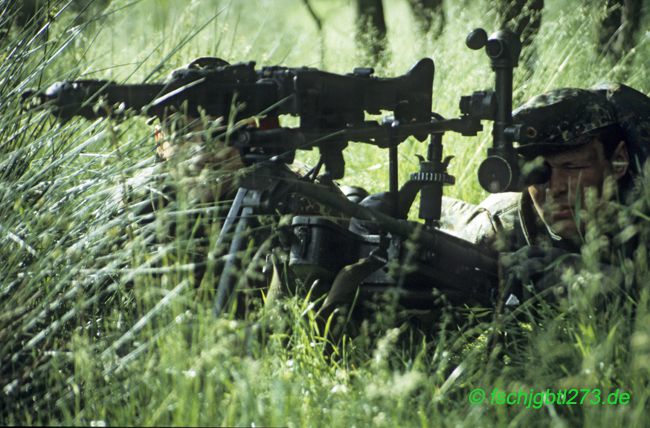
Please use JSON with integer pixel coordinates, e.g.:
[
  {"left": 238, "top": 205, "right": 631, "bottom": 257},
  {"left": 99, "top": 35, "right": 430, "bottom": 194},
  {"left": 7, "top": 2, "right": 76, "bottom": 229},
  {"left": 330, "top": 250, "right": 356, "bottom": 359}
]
[{"left": 213, "top": 162, "right": 297, "bottom": 317}]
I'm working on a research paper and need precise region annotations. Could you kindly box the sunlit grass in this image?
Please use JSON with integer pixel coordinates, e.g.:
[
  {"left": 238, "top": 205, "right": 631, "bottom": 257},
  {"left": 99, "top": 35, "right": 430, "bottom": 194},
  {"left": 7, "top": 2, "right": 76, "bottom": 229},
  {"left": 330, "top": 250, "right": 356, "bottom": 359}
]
[{"left": 1, "top": 0, "right": 650, "bottom": 426}]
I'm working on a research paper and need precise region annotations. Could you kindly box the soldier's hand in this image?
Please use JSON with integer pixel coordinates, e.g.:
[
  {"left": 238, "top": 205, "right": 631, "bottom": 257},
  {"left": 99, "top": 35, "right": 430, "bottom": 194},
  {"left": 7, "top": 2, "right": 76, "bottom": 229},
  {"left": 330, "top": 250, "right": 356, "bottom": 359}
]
[{"left": 500, "top": 245, "right": 582, "bottom": 302}]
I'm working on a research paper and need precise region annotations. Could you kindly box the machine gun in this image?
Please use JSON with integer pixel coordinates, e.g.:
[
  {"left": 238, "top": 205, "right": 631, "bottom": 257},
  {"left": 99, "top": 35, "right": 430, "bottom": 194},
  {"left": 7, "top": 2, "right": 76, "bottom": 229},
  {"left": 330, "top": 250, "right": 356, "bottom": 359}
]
[
  {"left": 24, "top": 56, "right": 433, "bottom": 180},
  {"left": 23, "top": 28, "right": 542, "bottom": 319}
]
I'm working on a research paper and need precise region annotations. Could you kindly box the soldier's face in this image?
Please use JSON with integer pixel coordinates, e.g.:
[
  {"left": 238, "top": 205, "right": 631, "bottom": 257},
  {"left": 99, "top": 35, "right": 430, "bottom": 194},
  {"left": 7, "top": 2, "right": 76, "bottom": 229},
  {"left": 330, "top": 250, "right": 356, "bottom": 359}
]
[
  {"left": 527, "top": 139, "right": 626, "bottom": 242},
  {"left": 154, "top": 116, "right": 243, "bottom": 171}
]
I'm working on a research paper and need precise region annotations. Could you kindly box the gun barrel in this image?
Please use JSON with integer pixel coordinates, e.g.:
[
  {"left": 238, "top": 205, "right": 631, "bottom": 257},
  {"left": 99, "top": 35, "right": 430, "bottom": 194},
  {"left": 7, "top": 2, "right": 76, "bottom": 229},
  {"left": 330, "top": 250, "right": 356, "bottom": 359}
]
[{"left": 29, "top": 80, "right": 166, "bottom": 120}]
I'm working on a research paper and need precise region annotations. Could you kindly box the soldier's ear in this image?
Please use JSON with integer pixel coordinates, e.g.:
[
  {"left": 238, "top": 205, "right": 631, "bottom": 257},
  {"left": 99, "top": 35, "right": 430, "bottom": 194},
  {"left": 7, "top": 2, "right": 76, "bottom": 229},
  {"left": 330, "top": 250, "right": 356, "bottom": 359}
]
[{"left": 610, "top": 140, "right": 629, "bottom": 179}]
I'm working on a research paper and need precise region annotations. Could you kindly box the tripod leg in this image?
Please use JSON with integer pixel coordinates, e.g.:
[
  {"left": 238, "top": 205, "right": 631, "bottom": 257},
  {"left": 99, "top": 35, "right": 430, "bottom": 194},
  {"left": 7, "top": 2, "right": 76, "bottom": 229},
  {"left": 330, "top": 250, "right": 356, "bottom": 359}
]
[
  {"left": 216, "top": 187, "right": 248, "bottom": 247},
  {"left": 214, "top": 205, "right": 254, "bottom": 317}
]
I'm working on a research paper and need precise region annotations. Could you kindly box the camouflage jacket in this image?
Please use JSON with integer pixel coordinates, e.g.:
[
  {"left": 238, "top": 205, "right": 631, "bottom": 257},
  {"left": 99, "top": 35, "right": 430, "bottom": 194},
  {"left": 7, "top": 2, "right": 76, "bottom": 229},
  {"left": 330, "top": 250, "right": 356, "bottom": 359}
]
[{"left": 440, "top": 191, "right": 577, "bottom": 254}]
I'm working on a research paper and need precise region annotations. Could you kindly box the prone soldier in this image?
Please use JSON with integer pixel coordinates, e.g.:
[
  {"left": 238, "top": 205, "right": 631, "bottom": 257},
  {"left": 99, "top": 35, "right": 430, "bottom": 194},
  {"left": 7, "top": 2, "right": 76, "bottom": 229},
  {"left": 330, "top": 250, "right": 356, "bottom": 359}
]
[{"left": 443, "top": 83, "right": 650, "bottom": 302}]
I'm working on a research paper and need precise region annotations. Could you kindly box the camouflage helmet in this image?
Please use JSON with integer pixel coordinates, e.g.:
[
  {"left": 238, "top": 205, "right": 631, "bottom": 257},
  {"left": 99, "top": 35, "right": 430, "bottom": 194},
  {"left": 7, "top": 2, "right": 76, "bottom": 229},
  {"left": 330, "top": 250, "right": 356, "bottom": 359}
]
[
  {"left": 513, "top": 84, "right": 650, "bottom": 175},
  {"left": 513, "top": 87, "right": 618, "bottom": 157},
  {"left": 591, "top": 83, "right": 650, "bottom": 174}
]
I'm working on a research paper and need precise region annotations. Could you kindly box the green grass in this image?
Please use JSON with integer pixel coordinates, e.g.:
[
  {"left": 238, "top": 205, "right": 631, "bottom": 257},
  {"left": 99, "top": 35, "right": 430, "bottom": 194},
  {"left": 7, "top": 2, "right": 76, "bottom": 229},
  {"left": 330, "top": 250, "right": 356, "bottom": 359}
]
[{"left": 1, "top": 0, "right": 650, "bottom": 426}]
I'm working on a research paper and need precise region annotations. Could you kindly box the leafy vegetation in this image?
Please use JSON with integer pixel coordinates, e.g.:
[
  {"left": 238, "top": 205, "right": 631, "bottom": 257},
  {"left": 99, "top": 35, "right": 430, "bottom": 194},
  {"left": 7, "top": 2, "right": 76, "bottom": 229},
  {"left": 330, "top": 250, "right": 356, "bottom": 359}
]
[{"left": 1, "top": 0, "right": 649, "bottom": 426}]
